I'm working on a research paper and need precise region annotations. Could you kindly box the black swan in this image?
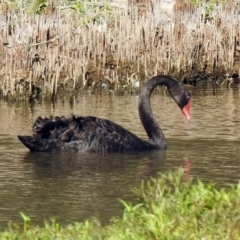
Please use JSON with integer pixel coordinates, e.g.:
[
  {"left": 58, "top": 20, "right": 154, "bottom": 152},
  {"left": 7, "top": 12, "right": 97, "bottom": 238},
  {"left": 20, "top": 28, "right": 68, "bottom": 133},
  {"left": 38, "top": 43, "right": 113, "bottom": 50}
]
[{"left": 18, "top": 75, "right": 191, "bottom": 153}]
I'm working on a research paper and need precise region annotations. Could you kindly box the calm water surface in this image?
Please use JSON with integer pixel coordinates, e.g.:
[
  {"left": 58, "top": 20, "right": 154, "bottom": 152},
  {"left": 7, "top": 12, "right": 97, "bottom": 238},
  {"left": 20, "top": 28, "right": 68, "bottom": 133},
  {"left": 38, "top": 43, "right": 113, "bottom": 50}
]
[{"left": 0, "top": 85, "right": 240, "bottom": 227}]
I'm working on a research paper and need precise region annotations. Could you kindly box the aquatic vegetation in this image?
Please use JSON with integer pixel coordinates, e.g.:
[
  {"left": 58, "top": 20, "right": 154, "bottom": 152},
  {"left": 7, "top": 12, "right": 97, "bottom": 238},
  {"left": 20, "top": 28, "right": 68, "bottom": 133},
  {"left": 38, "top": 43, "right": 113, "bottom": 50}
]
[{"left": 1, "top": 169, "right": 240, "bottom": 239}]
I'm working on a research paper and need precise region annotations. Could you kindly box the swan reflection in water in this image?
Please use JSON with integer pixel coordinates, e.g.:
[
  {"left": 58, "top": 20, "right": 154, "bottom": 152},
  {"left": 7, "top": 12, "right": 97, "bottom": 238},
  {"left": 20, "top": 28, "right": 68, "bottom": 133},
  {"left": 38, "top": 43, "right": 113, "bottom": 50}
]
[
  {"left": 21, "top": 150, "right": 167, "bottom": 180},
  {"left": 18, "top": 150, "right": 168, "bottom": 226},
  {"left": 182, "top": 157, "right": 192, "bottom": 182},
  {"left": 18, "top": 75, "right": 191, "bottom": 153}
]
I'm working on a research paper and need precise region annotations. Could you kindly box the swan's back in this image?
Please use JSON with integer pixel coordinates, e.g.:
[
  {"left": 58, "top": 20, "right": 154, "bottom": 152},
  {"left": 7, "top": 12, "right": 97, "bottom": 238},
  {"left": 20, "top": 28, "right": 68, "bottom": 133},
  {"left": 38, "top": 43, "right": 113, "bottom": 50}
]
[{"left": 18, "top": 115, "right": 153, "bottom": 152}]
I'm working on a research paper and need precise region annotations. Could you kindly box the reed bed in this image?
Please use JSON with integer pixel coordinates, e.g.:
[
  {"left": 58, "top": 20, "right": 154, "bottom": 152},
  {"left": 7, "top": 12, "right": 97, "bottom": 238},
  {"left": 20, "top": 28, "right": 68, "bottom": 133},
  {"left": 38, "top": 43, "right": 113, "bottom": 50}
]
[{"left": 0, "top": 0, "right": 239, "bottom": 98}]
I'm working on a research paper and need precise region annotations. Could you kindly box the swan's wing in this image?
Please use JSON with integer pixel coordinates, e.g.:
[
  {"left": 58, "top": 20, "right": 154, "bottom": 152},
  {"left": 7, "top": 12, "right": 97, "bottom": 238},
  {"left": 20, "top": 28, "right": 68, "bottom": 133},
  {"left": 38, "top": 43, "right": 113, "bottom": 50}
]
[{"left": 28, "top": 115, "right": 149, "bottom": 152}]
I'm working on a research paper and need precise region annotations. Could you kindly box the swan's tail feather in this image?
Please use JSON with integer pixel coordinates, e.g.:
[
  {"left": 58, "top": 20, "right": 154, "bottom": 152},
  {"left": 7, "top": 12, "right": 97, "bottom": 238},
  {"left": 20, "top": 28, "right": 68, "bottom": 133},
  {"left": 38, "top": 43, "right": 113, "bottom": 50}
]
[{"left": 18, "top": 136, "right": 58, "bottom": 152}]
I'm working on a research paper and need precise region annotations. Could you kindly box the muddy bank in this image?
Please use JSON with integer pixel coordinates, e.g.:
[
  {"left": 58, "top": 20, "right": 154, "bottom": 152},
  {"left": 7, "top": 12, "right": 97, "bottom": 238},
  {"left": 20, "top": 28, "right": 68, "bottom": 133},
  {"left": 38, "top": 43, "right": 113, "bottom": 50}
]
[{"left": 0, "top": 1, "right": 240, "bottom": 100}]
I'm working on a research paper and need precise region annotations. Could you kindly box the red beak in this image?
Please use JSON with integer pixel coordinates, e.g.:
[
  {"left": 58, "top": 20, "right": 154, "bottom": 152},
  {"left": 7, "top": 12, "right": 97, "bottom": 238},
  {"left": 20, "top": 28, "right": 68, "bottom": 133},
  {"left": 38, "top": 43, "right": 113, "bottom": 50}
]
[{"left": 182, "top": 99, "right": 191, "bottom": 121}]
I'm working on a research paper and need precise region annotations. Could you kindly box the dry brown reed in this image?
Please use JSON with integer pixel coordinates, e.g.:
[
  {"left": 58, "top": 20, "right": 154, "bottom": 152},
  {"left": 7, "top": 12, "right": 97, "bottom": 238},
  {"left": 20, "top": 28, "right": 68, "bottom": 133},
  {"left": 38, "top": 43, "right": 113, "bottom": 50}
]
[{"left": 0, "top": 0, "right": 239, "bottom": 98}]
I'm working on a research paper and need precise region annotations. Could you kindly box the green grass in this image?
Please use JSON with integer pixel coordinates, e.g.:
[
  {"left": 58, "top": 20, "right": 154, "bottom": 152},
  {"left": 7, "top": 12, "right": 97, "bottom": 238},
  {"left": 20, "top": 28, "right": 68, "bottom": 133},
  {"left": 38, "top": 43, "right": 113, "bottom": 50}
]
[{"left": 1, "top": 169, "right": 240, "bottom": 239}]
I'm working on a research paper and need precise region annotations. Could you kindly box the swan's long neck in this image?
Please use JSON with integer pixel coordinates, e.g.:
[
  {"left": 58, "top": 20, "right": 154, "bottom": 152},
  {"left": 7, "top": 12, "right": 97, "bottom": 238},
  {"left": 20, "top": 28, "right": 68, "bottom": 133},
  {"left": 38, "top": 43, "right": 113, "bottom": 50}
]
[{"left": 138, "top": 75, "right": 173, "bottom": 149}]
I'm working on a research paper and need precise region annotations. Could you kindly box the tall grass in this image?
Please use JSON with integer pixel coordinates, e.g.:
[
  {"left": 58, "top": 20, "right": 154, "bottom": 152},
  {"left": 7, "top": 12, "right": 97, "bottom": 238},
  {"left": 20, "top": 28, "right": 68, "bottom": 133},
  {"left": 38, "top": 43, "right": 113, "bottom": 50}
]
[{"left": 0, "top": 0, "right": 239, "bottom": 97}]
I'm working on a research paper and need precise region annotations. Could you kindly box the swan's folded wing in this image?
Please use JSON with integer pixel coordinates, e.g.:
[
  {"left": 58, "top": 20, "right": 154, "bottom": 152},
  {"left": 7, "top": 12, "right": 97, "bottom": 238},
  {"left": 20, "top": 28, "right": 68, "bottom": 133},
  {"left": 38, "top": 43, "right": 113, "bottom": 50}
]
[
  {"left": 69, "top": 116, "right": 147, "bottom": 151},
  {"left": 30, "top": 115, "right": 149, "bottom": 152}
]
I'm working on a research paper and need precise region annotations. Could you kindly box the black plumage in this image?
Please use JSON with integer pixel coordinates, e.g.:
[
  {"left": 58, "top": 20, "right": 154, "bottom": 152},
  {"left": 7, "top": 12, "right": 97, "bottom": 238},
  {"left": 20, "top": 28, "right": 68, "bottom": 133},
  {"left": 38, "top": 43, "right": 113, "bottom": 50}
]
[{"left": 18, "top": 75, "right": 191, "bottom": 153}]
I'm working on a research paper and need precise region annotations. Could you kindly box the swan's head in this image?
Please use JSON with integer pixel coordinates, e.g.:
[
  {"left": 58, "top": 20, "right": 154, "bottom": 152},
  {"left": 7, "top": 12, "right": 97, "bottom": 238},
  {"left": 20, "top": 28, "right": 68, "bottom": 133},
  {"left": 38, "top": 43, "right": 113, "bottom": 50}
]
[{"left": 168, "top": 81, "right": 191, "bottom": 121}]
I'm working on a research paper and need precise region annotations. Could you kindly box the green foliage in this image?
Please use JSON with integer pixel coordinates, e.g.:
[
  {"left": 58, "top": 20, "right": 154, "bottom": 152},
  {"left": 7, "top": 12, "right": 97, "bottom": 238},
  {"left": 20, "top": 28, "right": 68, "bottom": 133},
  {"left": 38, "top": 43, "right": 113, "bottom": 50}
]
[
  {"left": 72, "top": 2, "right": 86, "bottom": 16},
  {"left": 1, "top": 0, "right": 114, "bottom": 16},
  {"left": 2, "top": 169, "right": 240, "bottom": 239},
  {"left": 19, "top": 213, "right": 31, "bottom": 232},
  {"left": 192, "top": 0, "right": 228, "bottom": 16},
  {"left": 190, "top": 0, "right": 228, "bottom": 19},
  {"left": 30, "top": 0, "right": 48, "bottom": 14},
  {"left": 1, "top": 0, "right": 49, "bottom": 14},
  {"left": 191, "top": 0, "right": 227, "bottom": 6},
  {"left": 2, "top": 0, "right": 22, "bottom": 11}
]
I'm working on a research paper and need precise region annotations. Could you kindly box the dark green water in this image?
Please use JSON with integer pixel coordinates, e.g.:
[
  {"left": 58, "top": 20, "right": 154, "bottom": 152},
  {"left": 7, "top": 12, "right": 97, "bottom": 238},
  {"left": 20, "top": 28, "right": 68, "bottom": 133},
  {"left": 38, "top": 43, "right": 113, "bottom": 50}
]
[{"left": 0, "top": 85, "right": 240, "bottom": 227}]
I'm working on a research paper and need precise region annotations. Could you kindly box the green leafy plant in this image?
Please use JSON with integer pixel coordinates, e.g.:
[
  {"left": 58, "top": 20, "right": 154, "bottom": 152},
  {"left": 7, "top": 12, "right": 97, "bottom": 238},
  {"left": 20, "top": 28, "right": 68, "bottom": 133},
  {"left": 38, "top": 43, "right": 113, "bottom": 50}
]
[
  {"left": 19, "top": 213, "right": 31, "bottom": 232},
  {"left": 72, "top": 2, "right": 86, "bottom": 16},
  {"left": 1, "top": 169, "right": 240, "bottom": 239}
]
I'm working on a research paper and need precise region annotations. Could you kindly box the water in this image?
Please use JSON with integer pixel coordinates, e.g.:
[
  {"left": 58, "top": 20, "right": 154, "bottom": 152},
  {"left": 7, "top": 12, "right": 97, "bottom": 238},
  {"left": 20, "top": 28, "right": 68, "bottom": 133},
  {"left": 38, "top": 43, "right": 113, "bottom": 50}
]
[{"left": 0, "top": 85, "right": 240, "bottom": 228}]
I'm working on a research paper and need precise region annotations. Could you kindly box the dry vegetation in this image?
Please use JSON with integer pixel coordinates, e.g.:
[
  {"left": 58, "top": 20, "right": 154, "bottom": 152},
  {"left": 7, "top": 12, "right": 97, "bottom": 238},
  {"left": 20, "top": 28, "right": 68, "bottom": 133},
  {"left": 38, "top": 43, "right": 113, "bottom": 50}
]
[{"left": 0, "top": 0, "right": 239, "bottom": 99}]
